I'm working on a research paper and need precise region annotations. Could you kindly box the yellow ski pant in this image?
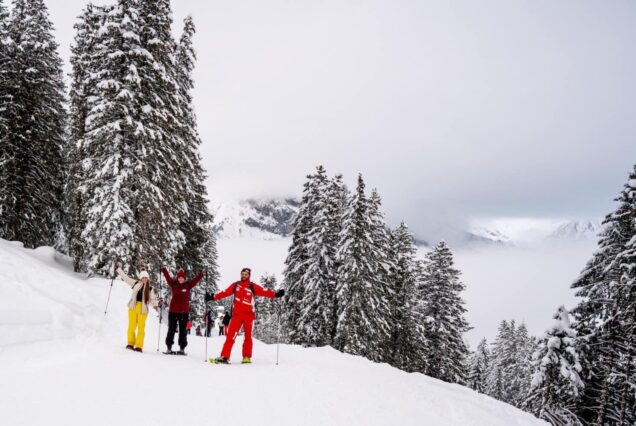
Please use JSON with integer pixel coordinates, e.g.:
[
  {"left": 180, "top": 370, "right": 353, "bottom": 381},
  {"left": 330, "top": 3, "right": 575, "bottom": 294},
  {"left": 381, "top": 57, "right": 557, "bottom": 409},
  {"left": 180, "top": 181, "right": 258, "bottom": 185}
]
[{"left": 127, "top": 302, "right": 148, "bottom": 349}]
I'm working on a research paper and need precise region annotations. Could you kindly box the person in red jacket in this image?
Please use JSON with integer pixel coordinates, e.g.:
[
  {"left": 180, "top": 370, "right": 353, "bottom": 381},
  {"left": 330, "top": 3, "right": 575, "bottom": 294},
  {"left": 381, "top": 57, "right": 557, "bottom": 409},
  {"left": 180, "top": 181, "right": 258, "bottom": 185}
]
[
  {"left": 206, "top": 267, "right": 284, "bottom": 364},
  {"left": 162, "top": 267, "right": 204, "bottom": 355}
]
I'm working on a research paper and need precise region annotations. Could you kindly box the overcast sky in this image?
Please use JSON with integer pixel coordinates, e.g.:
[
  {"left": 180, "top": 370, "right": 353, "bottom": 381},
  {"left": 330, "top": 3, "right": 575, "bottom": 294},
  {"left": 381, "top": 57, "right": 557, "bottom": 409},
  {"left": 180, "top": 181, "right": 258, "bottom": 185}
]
[{"left": 44, "top": 0, "right": 636, "bottom": 236}]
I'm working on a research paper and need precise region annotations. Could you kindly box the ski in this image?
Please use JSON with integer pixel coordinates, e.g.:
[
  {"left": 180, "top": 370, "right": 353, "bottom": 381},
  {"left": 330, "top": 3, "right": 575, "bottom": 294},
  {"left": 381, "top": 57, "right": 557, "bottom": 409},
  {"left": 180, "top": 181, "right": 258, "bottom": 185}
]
[{"left": 163, "top": 351, "right": 187, "bottom": 356}]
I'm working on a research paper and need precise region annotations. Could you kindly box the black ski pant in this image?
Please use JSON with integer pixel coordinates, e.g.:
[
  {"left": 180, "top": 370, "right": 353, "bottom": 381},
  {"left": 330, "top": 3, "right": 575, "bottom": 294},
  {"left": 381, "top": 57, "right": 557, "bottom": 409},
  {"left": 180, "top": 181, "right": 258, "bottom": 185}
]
[{"left": 166, "top": 312, "right": 189, "bottom": 350}]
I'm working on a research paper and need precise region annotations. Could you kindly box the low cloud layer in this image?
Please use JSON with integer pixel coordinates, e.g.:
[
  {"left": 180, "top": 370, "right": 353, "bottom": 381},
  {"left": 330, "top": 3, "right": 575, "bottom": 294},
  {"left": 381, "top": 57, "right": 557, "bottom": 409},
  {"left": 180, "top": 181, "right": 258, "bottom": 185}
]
[{"left": 46, "top": 0, "right": 636, "bottom": 236}]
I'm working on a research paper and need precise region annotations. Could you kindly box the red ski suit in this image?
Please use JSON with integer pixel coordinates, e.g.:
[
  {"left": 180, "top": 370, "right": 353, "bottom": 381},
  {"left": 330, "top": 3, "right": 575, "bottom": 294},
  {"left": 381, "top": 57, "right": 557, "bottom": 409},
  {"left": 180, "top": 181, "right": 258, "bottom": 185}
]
[{"left": 213, "top": 280, "right": 276, "bottom": 359}]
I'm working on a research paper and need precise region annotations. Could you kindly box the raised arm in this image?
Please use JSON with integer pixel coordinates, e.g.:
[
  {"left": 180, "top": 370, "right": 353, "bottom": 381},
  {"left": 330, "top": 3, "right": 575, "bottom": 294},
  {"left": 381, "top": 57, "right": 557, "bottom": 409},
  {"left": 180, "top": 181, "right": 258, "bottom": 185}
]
[
  {"left": 116, "top": 267, "right": 137, "bottom": 288},
  {"left": 252, "top": 283, "right": 277, "bottom": 299},
  {"left": 187, "top": 271, "right": 205, "bottom": 290},
  {"left": 161, "top": 267, "right": 175, "bottom": 287}
]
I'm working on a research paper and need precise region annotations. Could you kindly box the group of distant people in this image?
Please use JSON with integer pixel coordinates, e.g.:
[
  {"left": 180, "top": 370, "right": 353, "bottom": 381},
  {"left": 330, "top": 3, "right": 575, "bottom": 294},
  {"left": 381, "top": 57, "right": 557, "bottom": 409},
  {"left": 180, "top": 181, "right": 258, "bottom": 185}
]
[
  {"left": 115, "top": 265, "right": 284, "bottom": 363},
  {"left": 188, "top": 311, "right": 231, "bottom": 337}
]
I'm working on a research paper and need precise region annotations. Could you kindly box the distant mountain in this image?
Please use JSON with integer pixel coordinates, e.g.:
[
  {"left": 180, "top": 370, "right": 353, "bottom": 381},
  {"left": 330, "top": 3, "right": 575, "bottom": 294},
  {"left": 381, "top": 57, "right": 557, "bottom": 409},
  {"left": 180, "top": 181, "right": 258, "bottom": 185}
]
[
  {"left": 212, "top": 198, "right": 300, "bottom": 239},
  {"left": 547, "top": 220, "right": 601, "bottom": 241},
  {"left": 212, "top": 198, "right": 601, "bottom": 247}
]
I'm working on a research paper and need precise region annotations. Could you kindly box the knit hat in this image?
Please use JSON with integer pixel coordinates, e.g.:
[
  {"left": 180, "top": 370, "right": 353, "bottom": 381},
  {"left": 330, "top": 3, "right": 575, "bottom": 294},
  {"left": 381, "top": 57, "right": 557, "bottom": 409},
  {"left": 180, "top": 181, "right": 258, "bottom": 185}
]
[
  {"left": 176, "top": 269, "right": 186, "bottom": 279},
  {"left": 139, "top": 268, "right": 150, "bottom": 280}
]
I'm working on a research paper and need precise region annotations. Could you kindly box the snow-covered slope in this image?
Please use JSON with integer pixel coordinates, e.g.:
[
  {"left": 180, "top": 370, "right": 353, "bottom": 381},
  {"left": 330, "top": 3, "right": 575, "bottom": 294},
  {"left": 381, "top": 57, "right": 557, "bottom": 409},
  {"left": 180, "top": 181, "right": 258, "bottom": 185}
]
[{"left": 0, "top": 239, "right": 545, "bottom": 426}]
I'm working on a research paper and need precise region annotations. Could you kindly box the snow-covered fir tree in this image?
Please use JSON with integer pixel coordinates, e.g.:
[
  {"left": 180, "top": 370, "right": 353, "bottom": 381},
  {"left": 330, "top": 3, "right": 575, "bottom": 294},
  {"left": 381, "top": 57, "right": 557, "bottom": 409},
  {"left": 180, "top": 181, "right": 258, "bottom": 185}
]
[
  {"left": 64, "top": 3, "right": 111, "bottom": 270},
  {"left": 421, "top": 241, "right": 470, "bottom": 384},
  {"left": 254, "top": 274, "right": 280, "bottom": 344},
  {"left": 387, "top": 223, "right": 428, "bottom": 373},
  {"left": 570, "top": 164, "right": 636, "bottom": 425},
  {"left": 295, "top": 166, "right": 339, "bottom": 346},
  {"left": 0, "top": 0, "right": 66, "bottom": 248},
  {"left": 187, "top": 228, "right": 219, "bottom": 323},
  {"left": 486, "top": 320, "right": 516, "bottom": 402},
  {"left": 467, "top": 338, "right": 490, "bottom": 394},
  {"left": 281, "top": 167, "right": 322, "bottom": 344},
  {"left": 0, "top": 0, "right": 10, "bottom": 145},
  {"left": 526, "top": 306, "right": 583, "bottom": 426},
  {"left": 68, "top": 0, "right": 213, "bottom": 279},
  {"left": 333, "top": 174, "right": 392, "bottom": 363},
  {"left": 513, "top": 322, "right": 537, "bottom": 408},
  {"left": 173, "top": 15, "right": 215, "bottom": 279}
]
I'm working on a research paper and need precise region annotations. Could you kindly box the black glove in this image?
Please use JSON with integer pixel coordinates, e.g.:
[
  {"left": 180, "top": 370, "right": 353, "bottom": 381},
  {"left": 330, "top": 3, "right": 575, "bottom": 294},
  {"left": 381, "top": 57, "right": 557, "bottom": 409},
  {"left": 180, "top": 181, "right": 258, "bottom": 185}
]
[
  {"left": 275, "top": 289, "right": 285, "bottom": 298},
  {"left": 204, "top": 293, "right": 214, "bottom": 302}
]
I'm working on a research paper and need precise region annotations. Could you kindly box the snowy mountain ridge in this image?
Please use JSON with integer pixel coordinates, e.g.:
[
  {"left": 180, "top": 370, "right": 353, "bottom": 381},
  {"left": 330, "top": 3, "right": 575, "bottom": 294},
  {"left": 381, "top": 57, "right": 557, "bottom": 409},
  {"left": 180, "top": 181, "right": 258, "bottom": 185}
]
[
  {"left": 211, "top": 198, "right": 601, "bottom": 247},
  {"left": 0, "top": 238, "right": 546, "bottom": 425}
]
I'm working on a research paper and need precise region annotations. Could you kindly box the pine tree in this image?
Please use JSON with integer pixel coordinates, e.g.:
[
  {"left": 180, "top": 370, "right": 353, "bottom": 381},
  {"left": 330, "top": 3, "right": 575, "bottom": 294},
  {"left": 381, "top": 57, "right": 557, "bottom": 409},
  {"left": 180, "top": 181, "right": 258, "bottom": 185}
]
[
  {"left": 421, "top": 241, "right": 471, "bottom": 384},
  {"left": 513, "top": 322, "right": 537, "bottom": 408},
  {"left": 295, "top": 166, "right": 338, "bottom": 346},
  {"left": 526, "top": 306, "right": 584, "bottom": 425},
  {"left": 388, "top": 223, "right": 428, "bottom": 373},
  {"left": 467, "top": 338, "right": 490, "bottom": 393},
  {"left": 79, "top": 0, "right": 188, "bottom": 273},
  {"left": 282, "top": 168, "right": 322, "bottom": 343},
  {"left": 173, "top": 15, "right": 214, "bottom": 279},
  {"left": 64, "top": 3, "right": 111, "bottom": 269},
  {"left": 486, "top": 320, "right": 515, "bottom": 402},
  {"left": 0, "top": 0, "right": 66, "bottom": 248},
  {"left": 0, "top": 0, "right": 10, "bottom": 140},
  {"left": 254, "top": 274, "right": 280, "bottom": 344},
  {"left": 570, "top": 164, "right": 636, "bottom": 425},
  {"left": 188, "top": 227, "right": 220, "bottom": 323},
  {"left": 333, "top": 174, "right": 392, "bottom": 362},
  {"left": 0, "top": 0, "right": 11, "bottom": 209}
]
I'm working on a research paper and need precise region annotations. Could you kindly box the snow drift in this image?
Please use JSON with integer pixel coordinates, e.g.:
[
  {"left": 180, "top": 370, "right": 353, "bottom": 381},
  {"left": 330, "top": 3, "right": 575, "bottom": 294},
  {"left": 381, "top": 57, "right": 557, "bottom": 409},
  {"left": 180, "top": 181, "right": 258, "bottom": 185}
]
[{"left": 0, "top": 239, "right": 546, "bottom": 426}]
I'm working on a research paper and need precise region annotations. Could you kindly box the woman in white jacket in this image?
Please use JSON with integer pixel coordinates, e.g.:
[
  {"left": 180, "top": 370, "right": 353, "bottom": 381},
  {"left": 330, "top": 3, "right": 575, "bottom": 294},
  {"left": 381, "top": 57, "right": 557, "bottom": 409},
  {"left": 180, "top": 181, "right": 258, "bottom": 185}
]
[{"left": 116, "top": 266, "right": 159, "bottom": 352}]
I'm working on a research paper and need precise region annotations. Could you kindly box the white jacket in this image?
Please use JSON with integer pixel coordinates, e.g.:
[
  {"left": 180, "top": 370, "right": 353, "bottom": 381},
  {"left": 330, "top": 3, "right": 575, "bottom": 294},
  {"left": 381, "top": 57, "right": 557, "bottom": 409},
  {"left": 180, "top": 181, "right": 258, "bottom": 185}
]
[{"left": 116, "top": 268, "right": 159, "bottom": 314}]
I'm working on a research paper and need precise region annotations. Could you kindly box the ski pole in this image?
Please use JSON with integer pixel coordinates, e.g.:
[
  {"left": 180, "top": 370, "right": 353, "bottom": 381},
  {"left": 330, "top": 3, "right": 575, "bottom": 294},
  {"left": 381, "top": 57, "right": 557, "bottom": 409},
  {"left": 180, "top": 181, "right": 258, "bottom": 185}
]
[
  {"left": 157, "top": 267, "right": 163, "bottom": 352},
  {"left": 276, "top": 302, "right": 282, "bottom": 366},
  {"left": 104, "top": 263, "right": 116, "bottom": 316},
  {"left": 205, "top": 270, "right": 209, "bottom": 363}
]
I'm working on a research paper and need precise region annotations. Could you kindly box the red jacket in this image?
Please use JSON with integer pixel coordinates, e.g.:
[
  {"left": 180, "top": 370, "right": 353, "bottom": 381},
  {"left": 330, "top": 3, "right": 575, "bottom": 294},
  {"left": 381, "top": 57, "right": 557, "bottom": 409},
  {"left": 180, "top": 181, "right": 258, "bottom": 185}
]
[
  {"left": 162, "top": 268, "right": 204, "bottom": 313},
  {"left": 214, "top": 280, "right": 276, "bottom": 315}
]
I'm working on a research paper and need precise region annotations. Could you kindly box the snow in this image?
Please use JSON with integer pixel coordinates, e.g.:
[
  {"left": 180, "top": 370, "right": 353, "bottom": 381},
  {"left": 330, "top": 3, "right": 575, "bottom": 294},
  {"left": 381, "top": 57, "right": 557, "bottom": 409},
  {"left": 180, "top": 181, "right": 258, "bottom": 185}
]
[{"left": 0, "top": 239, "right": 545, "bottom": 425}]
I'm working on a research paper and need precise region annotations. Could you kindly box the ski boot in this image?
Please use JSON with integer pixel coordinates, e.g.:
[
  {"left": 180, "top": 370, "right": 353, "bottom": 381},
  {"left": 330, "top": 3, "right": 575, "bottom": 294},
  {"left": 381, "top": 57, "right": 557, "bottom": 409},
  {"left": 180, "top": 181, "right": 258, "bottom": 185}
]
[
  {"left": 176, "top": 349, "right": 186, "bottom": 356},
  {"left": 164, "top": 347, "right": 175, "bottom": 355},
  {"left": 211, "top": 357, "right": 230, "bottom": 364},
  {"left": 133, "top": 347, "right": 143, "bottom": 353},
  {"left": 125, "top": 345, "right": 134, "bottom": 350},
  {"left": 241, "top": 357, "right": 252, "bottom": 364}
]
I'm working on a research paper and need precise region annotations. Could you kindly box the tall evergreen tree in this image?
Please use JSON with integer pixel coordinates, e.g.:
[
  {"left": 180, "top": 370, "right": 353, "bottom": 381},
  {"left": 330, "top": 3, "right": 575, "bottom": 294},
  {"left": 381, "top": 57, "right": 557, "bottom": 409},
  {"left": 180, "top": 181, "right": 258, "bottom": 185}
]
[
  {"left": 174, "top": 15, "right": 214, "bottom": 278},
  {"left": 79, "top": 0, "right": 188, "bottom": 273},
  {"left": 513, "top": 322, "right": 537, "bottom": 408},
  {"left": 296, "top": 166, "right": 338, "bottom": 346},
  {"left": 388, "top": 223, "right": 428, "bottom": 372},
  {"left": 254, "top": 273, "right": 280, "bottom": 344},
  {"left": 65, "top": 3, "right": 111, "bottom": 268},
  {"left": 0, "top": 0, "right": 10, "bottom": 139},
  {"left": 467, "top": 338, "right": 490, "bottom": 394},
  {"left": 570, "top": 164, "right": 636, "bottom": 425},
  {"left": 421, "top": 241, "right": 470, "bottom": 383},
  {"left": 0, "top": 0, "right": 66, "bottom": 248},
  {"left": 281, "top": 167, "right": 322, "bottom": 343},
  {"left": 526, "top": 306, "right": 584, "bottom": 426},
  {"left": 333, "top": 174, "right": 392, "bottom": 362},
  {"left": 486, "top": 320, "right": 516, "bottom": 401}
]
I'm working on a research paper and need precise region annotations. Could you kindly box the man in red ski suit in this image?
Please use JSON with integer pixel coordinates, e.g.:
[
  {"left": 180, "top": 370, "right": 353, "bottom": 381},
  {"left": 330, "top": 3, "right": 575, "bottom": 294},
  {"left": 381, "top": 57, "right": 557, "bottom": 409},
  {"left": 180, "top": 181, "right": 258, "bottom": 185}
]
[{"left": 207, "top": 268, "right": 284, "bottom": 364}]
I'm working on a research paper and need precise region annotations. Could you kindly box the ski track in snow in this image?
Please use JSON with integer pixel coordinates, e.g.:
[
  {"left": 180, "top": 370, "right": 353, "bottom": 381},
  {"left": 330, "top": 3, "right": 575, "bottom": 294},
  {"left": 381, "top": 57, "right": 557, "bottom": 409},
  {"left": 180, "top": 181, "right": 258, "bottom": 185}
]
[{"left": 0, "top": 239, "right": 546, "bottom": 426}]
